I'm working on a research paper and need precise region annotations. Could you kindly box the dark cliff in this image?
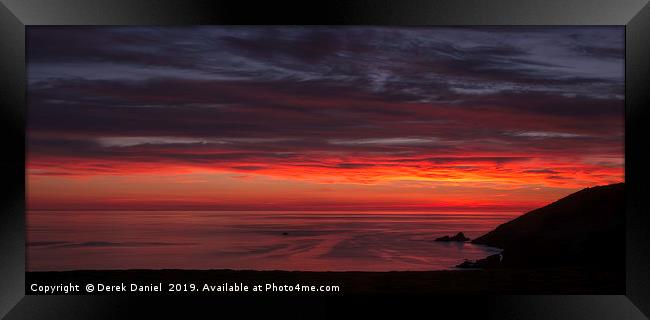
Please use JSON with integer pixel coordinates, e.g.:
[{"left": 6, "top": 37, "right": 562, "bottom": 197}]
[{"left": 472, "top": 183, "right": 624, "bottom": 269}]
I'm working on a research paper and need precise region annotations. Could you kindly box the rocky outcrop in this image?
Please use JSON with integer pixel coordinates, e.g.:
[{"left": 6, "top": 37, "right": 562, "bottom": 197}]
[
  {"left": 457, "top": 253, "right": 502, "bottom": 269},
  {"left": 470, "top": 183, "right": 625, "bottom": 270},
  {"left": 435, "top": 232, "right": 470, "bottom": 242}
]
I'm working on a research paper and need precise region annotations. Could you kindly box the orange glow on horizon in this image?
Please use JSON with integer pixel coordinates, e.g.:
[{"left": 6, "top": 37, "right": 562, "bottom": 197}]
[{"left": 27, "top": 152, "right": 624, "bottom": 212}]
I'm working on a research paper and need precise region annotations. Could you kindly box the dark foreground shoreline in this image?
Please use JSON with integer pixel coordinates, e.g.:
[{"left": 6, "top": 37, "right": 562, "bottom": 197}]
[{"left": 27, "top": 267, "right": 623, "bottom": 295}]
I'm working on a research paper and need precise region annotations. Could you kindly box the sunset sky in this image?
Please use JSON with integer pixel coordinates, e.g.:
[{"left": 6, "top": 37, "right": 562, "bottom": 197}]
[{"left": 26, "top": 27, "right": 624, "bottom": 212}]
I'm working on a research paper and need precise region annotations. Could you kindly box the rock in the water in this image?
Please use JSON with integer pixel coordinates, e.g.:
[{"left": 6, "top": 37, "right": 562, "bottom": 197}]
[
  {"left": 435, "top": 232, "right": 470, "bottom": 242},
  {"left": 457, "top": 253, "right": 502, "bottom": 269}
]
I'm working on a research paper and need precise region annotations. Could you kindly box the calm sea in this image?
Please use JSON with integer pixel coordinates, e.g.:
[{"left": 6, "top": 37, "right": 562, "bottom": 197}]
[{"left": 27, "top": 211, "right": 516, "bottom": 272}]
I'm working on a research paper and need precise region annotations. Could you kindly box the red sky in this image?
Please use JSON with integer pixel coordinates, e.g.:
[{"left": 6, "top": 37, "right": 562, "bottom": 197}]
[{"left": 26, "top": 27, "right": 624, "bottom": 212}]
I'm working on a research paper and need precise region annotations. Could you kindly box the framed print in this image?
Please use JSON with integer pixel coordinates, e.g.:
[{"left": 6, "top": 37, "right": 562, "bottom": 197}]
[{"left": 1, "top": 0, "right": 649, "bottom": 319}]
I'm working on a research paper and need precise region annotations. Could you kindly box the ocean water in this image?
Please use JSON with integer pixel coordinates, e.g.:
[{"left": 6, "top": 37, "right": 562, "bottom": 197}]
[{"left": 26, "top": 211, "right": 515, "bottom": 272}]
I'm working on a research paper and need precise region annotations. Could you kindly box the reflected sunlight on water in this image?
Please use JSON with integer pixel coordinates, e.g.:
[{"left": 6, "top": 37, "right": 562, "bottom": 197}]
[{"left": 27, "top": 211, "right": 515, "bottom": 271}]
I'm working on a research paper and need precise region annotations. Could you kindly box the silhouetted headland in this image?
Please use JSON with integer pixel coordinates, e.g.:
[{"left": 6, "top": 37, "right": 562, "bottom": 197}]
[{"left": 459, "top": 183, "right": 624, "bottom": 270}]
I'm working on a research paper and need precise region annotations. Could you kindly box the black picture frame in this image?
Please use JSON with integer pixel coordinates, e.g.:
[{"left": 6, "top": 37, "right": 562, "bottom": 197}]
[{"left": 1, "top": 1, "right": 649, "bottom": 319}]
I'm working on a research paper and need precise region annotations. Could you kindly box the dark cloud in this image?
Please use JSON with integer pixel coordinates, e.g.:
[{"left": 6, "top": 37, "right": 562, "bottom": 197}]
[
  {"left": 231, "top": 165, "right": 268, "bottom": 171},
  {"left": 220, "top": 28, "right": 370, "bottom": 64},
  {"left": 546, "top": 175, "right": 572, "bottom": 180},
  {"left": 26, "top": 27, "right": 624, "bottom": 178},
  {"left": 573, "top": 45, "right": 625, "bottom": 60},
  {"left": 423, "top": 157, "right": 531, "bottom": 164},
  {"left": 335, "top": 163, "right": 377, "bottom": 169},
  {"left": 523, "top": 169, "right": 560, "bottom": 174},
  {"left": 28, "top": 27, "right": 201, "bottom": 69}
]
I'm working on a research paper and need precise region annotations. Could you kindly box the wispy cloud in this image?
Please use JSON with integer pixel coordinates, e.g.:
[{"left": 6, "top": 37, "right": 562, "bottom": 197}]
[
  {"left": 506, "top": 131, "right": 588, "bottom": 139},
  {"left": 26, "top": 26, "right": 624, "bottom": 210},
  {"left": 328, "top": 137, "right": 439, "bottom": 146}
]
